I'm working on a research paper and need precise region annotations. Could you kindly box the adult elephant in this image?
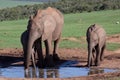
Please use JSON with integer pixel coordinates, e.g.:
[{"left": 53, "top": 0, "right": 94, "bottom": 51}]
[
  {"left": 25, "top": 7, "right": 64, "bottom": 71},
  {"left": 86, "top": 24, "right": 106, "bottom": 67}
]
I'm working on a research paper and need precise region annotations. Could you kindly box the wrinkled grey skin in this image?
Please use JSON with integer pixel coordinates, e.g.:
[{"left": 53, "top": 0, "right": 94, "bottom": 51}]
[
  {"left": 21, "top": 30, "right": 36, "bottom": 69},
  {"left": 26, "top": 7, "right": 64, "bottom": 71},
  {"left": 86, "top": 24, "right": 106, "bottom": 67},
  {"left": 21, "top": 30, "right": 44, "bottom": 70}
]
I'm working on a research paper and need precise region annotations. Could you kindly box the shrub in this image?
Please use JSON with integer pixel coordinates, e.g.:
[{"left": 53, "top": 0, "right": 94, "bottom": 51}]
[{"left": 0, "top": 0, "right": 120, "bottom": 21}]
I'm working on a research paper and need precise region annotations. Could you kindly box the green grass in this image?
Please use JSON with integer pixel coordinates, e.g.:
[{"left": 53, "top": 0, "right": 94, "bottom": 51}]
[
  {"left": 63, "top": 10, "right": 120, "bottom": 37},
  {"left": 60, "top": 40, "right": 87, "bottom": 49},
  {"left": 0, "top": 10, "right": 120, "bottom": 50},
  {"left": 106, "top": 43, "right": 120, "bottom": 51},
  {"left": 0, "top": 0, "right": 41, "bottom": 9},
  {"left": 0, "top": 19, "right": 27, "bottom": 48}
]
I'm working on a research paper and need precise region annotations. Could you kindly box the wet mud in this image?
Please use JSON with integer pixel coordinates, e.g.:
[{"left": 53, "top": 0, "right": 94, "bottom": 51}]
[{"left": 0, "top": 47, "right": 120, "bottom": 80}]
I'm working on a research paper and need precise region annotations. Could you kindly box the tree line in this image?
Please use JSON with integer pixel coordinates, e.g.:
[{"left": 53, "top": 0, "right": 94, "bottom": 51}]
[
  {"left": 13, "top": 0, "right": 58, "bottom": 2},
  {"left": 0, "top": 0, "right": 120, "bottom": 21}
]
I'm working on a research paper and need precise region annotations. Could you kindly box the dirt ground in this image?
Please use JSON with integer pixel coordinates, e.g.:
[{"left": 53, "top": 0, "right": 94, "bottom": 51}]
[{"left": 0, "top": 34, "right": 120, "bottom": 80}]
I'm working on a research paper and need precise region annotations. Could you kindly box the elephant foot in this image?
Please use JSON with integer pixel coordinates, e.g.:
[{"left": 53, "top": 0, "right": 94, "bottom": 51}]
[
  {"left": 95, "top": 64, "right": 100, "bottom": 66},
  {"left": 100, "top": 57, "right": 104, "bottom": 61},
  {"left": 91, "top": 61, "right": 96, "bottom": 66},
  {"left": 87, "top": 64, "right": 92, "bottom": 67},
  {"left": 95, "top": 62, "right": 100, "bottom": 66},
  {"left": 87, "top": 64, "right": 90, "bottom": 67},
  {"left": 53, "top": 53, "right": 60, "bottom": 61},
  {"left": 37, "top": 60, "right": 44, "bottom": 68},
  {"left": 87, "top": 62, "right": 95, "bottom": 67},
  {"left": 44, "top": 55, "right": 55, "bottom": 67}
]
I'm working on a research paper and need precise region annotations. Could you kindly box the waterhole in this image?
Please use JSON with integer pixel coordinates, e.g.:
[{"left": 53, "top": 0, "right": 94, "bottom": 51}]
[{"left": 0, "top": 61, "right": 118, "bottom": 78}]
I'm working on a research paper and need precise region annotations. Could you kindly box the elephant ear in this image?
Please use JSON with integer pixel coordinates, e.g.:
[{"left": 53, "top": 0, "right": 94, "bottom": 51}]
[{"left": 42, "top": 16, "right": 56, "bottom": 41}]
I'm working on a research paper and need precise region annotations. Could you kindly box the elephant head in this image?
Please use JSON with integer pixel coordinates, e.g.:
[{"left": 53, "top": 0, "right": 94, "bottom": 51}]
[{"left": 86, "top": 24, "right": 106, "bottom": 67}]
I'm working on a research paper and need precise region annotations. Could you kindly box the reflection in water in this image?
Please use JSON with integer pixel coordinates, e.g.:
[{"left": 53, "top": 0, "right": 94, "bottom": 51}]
[
  {"left": 25, "top": 67, "right": 59, "bottom": 78},
  {"left": 88, "top": 68, "right": 104, "bottom": 75},
  {"left": 44, "top": 68, "right": 59, "bottom": 78},
  {"left": 39, "top": 69, "right": 44, "bottom": 78},
  {"left": 25, "top": 68, "right": 37, "bottom": 78},
  {"left": 0, "top": 66, "right": 117, "bottom": 78}
]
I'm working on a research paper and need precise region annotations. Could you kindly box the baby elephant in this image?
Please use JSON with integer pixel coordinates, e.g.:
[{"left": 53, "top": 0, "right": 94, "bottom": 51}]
[{"left": 86, "top": 24, "right": 106, "bottom": 67}]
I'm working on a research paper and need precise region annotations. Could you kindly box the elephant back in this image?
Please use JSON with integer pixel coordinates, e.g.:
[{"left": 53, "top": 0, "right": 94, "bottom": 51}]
[
  {"left": 86, "top": 24, "right": 106, "bottom": 42},
  {"left": 45, "top": 7, "right": 64, "bottom": 40}
]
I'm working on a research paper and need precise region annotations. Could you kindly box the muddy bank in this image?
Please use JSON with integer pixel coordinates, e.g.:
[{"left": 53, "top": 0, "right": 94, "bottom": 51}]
[{"left": 0, "top": 48, "right": 120, "bottom": 80}]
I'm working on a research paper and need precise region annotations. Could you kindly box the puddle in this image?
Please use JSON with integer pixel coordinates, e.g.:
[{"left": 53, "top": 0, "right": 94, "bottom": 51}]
[
  {"left": 0, "top": 66, "right": 118, "bottom": 78},
  {"left": 0, "top": 60, "right": 118, "bottom": 78}
]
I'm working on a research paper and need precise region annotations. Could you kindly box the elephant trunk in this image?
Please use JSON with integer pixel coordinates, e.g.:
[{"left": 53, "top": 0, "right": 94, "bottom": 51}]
[{"left": 25, "top": 31, "right": 39, "bottom": 71}]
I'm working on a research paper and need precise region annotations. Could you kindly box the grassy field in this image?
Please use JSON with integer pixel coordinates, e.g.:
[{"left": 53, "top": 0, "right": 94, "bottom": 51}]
[
  {"left": 0, "top": 10, "right": 120, "bottom": 50},
  {"left": 0, "top": 0, "right": 41, "bottom": 9}
]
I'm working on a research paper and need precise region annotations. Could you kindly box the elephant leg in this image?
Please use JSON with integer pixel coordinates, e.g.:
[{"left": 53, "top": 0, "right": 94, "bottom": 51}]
[
  {"left": 53, "top": 38, "right": 60, "bottom": 61},
  {"left": 92, "top": 46, "right": 97, "bottom": 66},
  {"left": 90, "top": 54, "right": 94, "bottom": 66},
  {"left": 95, "top": 46, "right": 101, "bottom": 66},
  {"left": 21, "top": 31, "right": 28, "bottom": 68},
  {"left": 22, "top": 42, "right": 28, "bottom": 68},
  {"left": 44, "top": 39, "right": 54, "bottom": 67},
  {"left": 91, "top": 48, "right": 96, "bottom": 66},
  {"left": 87, "top": 44, "right": 92, "bottom": 67},
  {"left": 95, "top": 47, "right": 98, "bottom": 66},
  {"left": 23, "top": 47, "right": 27, "bottom": 67},
  {"left": 35, "top": 38, "right": 44, "bottom": 68},
  {"left": 100, "top": 44, "right": 106, "bottom": 61}
]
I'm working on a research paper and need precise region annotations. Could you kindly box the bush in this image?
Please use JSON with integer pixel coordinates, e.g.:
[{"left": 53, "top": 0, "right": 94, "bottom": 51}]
[{"left": 0, "top": 0, "right": 120, "bottom": 21}]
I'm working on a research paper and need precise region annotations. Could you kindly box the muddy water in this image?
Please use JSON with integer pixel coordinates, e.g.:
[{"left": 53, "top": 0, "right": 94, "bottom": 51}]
[{"left": 0, "top": 66, "right": 117, "bottom": 78}]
